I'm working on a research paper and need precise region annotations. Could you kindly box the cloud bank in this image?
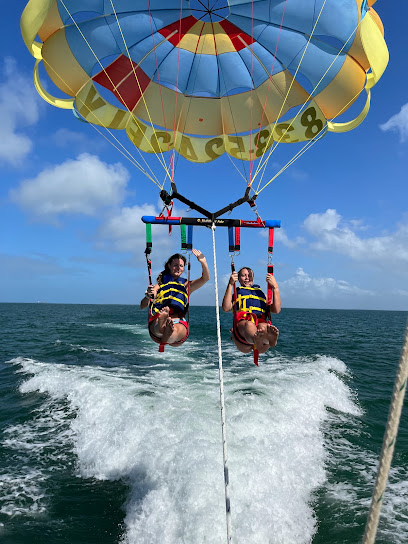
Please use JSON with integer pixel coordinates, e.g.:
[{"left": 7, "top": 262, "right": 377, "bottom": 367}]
[
  {"left": 380, "top": 104, "right": 408, "bottom": 142},
  {"left": 0, "top": 58, "right": 41, "bottom": 165},
  {"left": 10, "top": 153, "right": 129, "bottom": 223},
  {"left": 302, "top": 209, "right": 408, "bottom": 267}
]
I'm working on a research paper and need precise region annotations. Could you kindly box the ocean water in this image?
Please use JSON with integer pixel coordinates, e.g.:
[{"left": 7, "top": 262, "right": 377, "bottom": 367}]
[{"left": 0, "top": 303, "right": 407, "bottom": 544}]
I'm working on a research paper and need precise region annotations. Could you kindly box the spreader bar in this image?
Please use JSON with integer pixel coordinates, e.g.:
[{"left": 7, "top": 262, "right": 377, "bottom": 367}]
[{"left": 141, "top": 216, "right": 280, "bottom": 228}]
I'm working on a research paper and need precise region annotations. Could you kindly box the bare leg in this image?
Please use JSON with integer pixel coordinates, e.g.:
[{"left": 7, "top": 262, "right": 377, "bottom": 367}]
[
  {"left": 165, "top": 319, "right": 188, "bottom": 346},
  {"left": 152, "top": 306, "right": 170, "bottom": 337},
  {"left": 231, "top": 320, "right": 258, "bottom": 353},
  {"left": 236, "top": 320, "right": 258, "bottom": 344},
  {"left": 231, "top": 335, "right": 253, "bottom": 353},
  {"left": 150, "top": 308, "right": 187, "bottom": 347}
]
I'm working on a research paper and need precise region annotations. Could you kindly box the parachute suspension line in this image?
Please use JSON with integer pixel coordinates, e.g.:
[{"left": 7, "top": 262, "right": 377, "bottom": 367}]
[
  {"left": 146, "top": 0, "right": 176, "bottom": 177},
  {"left": 247, "top": 0, "right": 288, "bottom": 186},
  {"left": 168, "top": 21, "right": 207, "bottom": 183},
  {"left": 38, "top": 56, "right": 162, "bottom": 187},
  {"left": 210, "top": 26, "right": 250, "bottom": 188},
  {"left": 86, "top": 124, "right": 160, "bottom": 186},
  {"left": 253, "top": 12, "right": 364, "bottom": 194},
  {"left": 58, "top": 0, "right": 171, "bottom": 184},
  {"left": 169, "top": 0, "right": 185, "bottom": 181},
  {"left": 252, "top": 154, "right": 270, "bottom": 193},
  {"left": 256, "top": 130, "right": 325, "bottom": 195},
  {"left": 251, "top": 0, "right": 330, "bottom": 183},
  {"left": 248, "top": 0, "right": 255, "bottom": 183},
  {"left": 226, "top": 152, "right": 253, "bottom": 185},
  {"left": 256, "top": 67, "right": 367, "bottom": 195},
  {"left": 108, "top": 0, "right": 172, "bottom": 184},
  {"left": 211, "top": 224, "right": 233, "bottom": 544},
  {"left": 363, "top": 324, "right": 408, "bottom": 544}
]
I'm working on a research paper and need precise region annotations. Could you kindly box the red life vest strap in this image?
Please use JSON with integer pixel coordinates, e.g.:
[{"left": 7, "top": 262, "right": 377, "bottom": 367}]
[{"left": 253, "top": 347, "right": 259, "bottom": 367}]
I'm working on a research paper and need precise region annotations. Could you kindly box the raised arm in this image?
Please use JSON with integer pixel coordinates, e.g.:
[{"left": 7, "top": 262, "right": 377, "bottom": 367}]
[
  {"left": 189, "top": 249, "right": 210, "bottom": 294},
  {"left": 222, "top": 272, "right": 237, "bottom": 312},
  {"left": 266, "top": 273, "right": 281, "bottom": 314}
]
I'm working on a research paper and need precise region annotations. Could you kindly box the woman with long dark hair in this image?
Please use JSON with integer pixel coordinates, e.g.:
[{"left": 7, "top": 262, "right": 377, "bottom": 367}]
[{"left": 140, "top": 249, "right": 209, "bottom": 349}]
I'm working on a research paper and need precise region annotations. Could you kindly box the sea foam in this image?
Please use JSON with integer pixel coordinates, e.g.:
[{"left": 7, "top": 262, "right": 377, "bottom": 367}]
[{"left": 6, "top": 353, "right": 368, "bottom": 543}]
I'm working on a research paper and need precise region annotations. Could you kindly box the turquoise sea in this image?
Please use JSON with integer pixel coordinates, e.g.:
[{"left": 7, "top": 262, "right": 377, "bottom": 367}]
[{"left": 0, "top": 303, "right": 407, "bottom": 544}]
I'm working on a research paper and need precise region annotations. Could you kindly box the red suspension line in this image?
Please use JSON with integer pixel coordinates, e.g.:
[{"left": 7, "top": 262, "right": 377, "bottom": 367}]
[
  {"left": 147, "top": 0, "right": 173, "bottom": 172},
  {"left": 170, "top": 0, "right": 186, "bottom": 180},
  {"left": 250, "top": 0, "right": 289, "bottom": 183},
  {"left": 249, "top": 0, "right": 255, "bottom": 183}
]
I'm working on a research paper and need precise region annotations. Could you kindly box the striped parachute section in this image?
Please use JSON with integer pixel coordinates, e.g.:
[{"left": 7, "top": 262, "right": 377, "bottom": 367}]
[{"left": 21, "top": 0, "right": 388, "bottom": 165}]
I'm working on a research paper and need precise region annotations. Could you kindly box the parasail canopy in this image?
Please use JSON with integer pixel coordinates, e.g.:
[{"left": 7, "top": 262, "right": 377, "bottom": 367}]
[{"left": 21, "top": 0, "right": 388, "bottom": 171}]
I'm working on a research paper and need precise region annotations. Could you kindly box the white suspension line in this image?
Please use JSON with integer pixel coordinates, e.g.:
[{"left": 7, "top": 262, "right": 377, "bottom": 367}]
[{"left": 211, "top": 224, "right": 233, "bottom": 544}]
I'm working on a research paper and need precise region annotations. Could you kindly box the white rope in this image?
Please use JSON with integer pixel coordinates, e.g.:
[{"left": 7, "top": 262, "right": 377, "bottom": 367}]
[
  {"left": 362, "top": 324, "right": 408, "bottom": 544},
  {"left": 211, "top": 223, "right": 233, "bottom": 543}
]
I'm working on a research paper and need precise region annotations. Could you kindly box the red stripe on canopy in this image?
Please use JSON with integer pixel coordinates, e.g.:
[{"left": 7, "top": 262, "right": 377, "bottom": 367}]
[
  {"left": 158, "top": 15, "right": 198, "bottom": 46},
  {"left": 93, "top": 55, "right": 150, "bottom": 111},
  {"left": 219, "top": 19, "right": 256, "bottom": 51}
]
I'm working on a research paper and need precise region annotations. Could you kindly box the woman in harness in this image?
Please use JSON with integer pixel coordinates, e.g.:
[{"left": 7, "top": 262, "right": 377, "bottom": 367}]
[
  {"left": 140, "top": 249, "right": 209, "bottom": 349},
  {"left": 222, "top": 267, "right": 281, "bottom": 356}
]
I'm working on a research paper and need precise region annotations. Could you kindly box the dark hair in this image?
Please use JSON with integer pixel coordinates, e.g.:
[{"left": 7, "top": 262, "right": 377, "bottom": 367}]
[
  {"left": 157, "top": 253, "right": 187, "bottom": 284},
  {"left": 237, "top": 267, "right": 254, "bottom": 281}
]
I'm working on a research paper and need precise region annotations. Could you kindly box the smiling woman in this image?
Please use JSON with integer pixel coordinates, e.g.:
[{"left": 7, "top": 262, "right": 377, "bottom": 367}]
[{"left": 140, "top": 249, "right": 209, "bottom": 351}]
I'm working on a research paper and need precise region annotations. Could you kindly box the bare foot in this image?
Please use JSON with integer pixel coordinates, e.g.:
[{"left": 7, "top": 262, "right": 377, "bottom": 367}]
[
  {"left": 157, "top": 307, "right": 170, "bottom": 334},
  {"left": 267, "top": 324, "right": 279, "bottom": 347},
  {"left": 161, "top": 317, "right": 174, "bottom": 344},
  {"left": 254, "top": 327, "right": 270, "bottom": 353}
]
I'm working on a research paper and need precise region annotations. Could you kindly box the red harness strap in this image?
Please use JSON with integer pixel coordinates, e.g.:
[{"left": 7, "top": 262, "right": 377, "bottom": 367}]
[{"left": 253, "top": 349, "right": 259, "bottom": 367}]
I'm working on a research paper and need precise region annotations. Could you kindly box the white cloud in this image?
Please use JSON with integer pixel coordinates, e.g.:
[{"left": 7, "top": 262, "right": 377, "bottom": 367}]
[
  {"left": 380, "top": 103, "right": 408, "bottom": 142},
  {"left": 304, "top": 208, "right": 340, "bottom": 232},
  {"left": 259, "top": 226, "right": 304, "bottom": 248},
  {"left": 98, "top": 202, "right": 181, "bottom": 261},
  {"left": 0, "top": 253, "right": 78, "bottom": 280},
  {"left": 281, "top": 267, "right": 374, "bottom": 300},
  {"left": 53, "top": 128, "right": 106, "bottom": 152},
  {"left": 10, "top": 153, "right": 129, "bottom": 223},
  {"left": 220, "top": 272, "right": 232, "bottom": 288},
  {"left": 303, "top": 209, "right": 408, "bottom": 267},
  {"left": 392, "top": 289, "right": 408, "bottom": 297},
  {"left": 99, "top": 204, "right": 158, "bottom": 254},
  {"left": 0, "top": 57, "right": 41, "bottom": 165},
  {"left": 286, "top": 167, "right": 309, "bottom": 181},
  {"left": 273, "top": 227, "right": 305, "bottom": 249},
  {"left": 266, "top": 161, "right": 309, "bottom": 181}
]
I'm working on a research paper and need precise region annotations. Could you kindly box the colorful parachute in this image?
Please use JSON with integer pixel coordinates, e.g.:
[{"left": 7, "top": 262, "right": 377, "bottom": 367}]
[{"left": 21, "top": 0, "right": 388, "bottom": 165}]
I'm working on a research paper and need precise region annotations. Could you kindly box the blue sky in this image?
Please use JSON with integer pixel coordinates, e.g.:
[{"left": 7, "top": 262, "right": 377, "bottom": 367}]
[{"left": 1, "top": 2, "right": 407, "bottom": 310}]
